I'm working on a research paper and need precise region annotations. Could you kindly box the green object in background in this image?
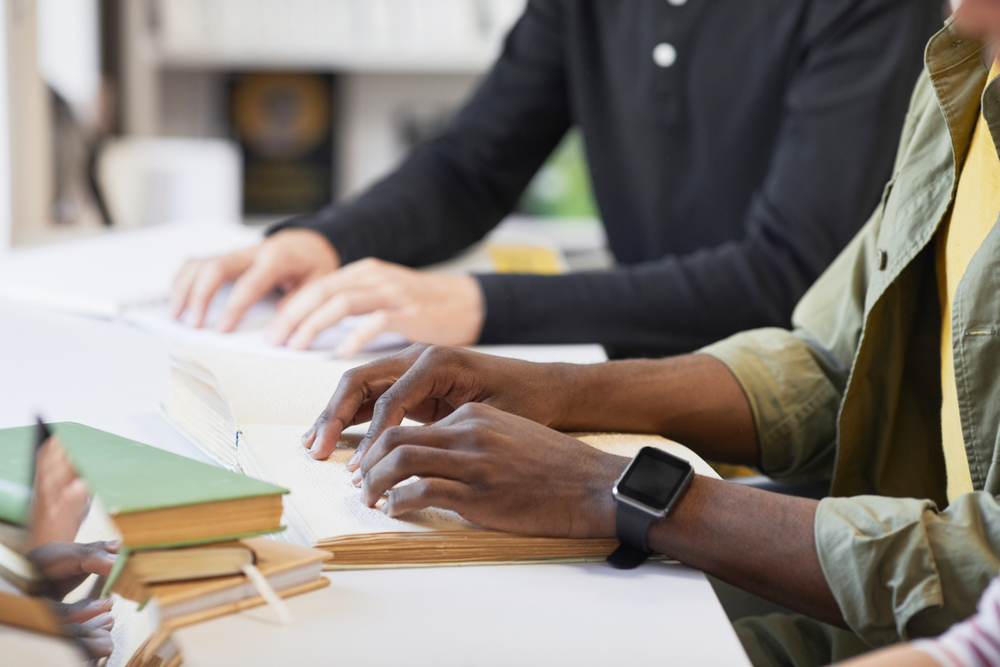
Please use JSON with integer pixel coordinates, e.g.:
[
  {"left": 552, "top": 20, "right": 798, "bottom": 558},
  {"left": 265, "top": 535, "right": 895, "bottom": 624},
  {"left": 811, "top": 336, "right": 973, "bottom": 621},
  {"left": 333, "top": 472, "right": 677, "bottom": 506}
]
[
  {"left": 519, "top": 128, "right": 599, "bottom": 218},
  {"left": 0, "top": 426, "right": 33, "bottom": 526}
]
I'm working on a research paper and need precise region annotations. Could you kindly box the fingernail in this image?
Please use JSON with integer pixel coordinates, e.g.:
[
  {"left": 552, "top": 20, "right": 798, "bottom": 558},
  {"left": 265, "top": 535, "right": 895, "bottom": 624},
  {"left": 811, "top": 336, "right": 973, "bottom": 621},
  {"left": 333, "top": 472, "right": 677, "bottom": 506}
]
[
  {"left": 300, "top": 425, "right": 316, "bottom": 443},
  {"left": 347, "top": 449, "right": 361, "bottom": 466},
  {"left": 90, "top": 598, "right": 113, "bottom": 611},
  {"left": 89, "top": 612, "right": 113, "bottom": 628},
  {"left": 350, "top": 469, "right": 362, "bottom": 486}
]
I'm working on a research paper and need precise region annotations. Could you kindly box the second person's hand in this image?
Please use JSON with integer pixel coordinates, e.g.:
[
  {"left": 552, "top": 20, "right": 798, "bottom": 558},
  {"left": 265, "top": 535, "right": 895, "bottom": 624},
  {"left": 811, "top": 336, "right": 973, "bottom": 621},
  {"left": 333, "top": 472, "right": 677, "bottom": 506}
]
[
  {"left": 170, "top": 228, "right": 340, "bottom": 331},
  {"left": 263, "top": 258, "right": 485, "bottom": 356}
]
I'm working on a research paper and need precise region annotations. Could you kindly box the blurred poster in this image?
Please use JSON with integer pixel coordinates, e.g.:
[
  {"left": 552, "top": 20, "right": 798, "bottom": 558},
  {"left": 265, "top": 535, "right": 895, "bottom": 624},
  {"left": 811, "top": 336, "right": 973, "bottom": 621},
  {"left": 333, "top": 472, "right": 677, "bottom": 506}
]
[{"left": 230, "top": 72, "right": 334, "bottom": 215}]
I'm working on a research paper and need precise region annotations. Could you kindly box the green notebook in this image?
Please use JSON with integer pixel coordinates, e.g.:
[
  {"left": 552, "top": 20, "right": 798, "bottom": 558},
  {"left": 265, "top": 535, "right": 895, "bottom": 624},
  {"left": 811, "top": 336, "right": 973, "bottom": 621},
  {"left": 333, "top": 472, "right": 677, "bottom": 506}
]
[
  {"left": 0, "top": 423, "right": 288, "bottom": 549},
  {"left": 0, "top": 425, "right": 34, "bottom": 527}
]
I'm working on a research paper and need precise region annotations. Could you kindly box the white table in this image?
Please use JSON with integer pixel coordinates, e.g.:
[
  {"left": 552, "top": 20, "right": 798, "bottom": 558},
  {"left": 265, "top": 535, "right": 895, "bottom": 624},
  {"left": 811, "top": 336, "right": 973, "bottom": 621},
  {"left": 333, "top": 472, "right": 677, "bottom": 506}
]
[{"left": 0, "top": 300, "right": 751, "bottom": 667}]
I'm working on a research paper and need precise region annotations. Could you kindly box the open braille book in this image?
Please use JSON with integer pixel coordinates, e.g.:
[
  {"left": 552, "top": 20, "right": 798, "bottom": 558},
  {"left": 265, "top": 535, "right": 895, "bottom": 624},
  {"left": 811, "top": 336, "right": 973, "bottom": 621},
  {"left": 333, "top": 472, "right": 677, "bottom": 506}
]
[{"left": 162, "top": 345, "right": 719, "bottom": 570}]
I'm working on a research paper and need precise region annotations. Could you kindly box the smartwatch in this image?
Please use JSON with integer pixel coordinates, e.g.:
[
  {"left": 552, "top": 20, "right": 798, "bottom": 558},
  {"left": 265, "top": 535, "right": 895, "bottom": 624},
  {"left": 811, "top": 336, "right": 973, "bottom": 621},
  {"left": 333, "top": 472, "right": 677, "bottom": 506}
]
[{"left": 607, "top": 446, "right": 694, "bottom": 570}]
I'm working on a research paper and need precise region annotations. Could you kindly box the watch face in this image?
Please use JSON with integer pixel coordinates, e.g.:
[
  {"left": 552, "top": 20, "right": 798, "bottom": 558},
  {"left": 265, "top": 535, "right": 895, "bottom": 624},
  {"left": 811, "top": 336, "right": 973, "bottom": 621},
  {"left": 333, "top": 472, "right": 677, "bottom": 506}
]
[{"left": 617, "top": 447, "right": 693, "bottom": 511}]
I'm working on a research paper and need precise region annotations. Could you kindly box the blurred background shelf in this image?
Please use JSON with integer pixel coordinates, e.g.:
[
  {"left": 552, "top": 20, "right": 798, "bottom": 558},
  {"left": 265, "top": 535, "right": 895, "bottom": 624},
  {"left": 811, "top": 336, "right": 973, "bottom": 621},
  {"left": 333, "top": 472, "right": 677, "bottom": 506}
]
[{"left": 4, "top": 0, "right": 601, "bottom": 252}]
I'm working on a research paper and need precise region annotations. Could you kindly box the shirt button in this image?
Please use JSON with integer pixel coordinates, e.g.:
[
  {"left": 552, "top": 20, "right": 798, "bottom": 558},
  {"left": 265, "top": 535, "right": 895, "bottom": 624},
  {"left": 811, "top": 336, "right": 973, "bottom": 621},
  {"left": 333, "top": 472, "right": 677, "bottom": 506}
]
[
  {"left": 877, "top": 249, "right": 888, "bottom": 270},
  {"left": 652, "top": 43, "right": 677, "bottom": 68},
  {"left": 667, "top": 0, "right": 687, "bottom": 5}
]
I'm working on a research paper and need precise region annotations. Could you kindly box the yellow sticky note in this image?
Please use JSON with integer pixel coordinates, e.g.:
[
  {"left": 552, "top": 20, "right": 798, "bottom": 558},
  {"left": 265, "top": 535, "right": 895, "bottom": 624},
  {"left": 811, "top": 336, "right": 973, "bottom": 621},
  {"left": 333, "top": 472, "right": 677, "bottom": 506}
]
[{"left": 487, "top": 244, "right": 564, "bottom": 274}]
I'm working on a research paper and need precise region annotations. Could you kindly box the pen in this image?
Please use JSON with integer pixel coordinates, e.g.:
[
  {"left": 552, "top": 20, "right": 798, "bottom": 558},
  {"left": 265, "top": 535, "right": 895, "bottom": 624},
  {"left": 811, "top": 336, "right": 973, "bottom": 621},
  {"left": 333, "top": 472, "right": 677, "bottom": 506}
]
[{"left": 32, "top": 416, "right": 52, "bottom": 488}]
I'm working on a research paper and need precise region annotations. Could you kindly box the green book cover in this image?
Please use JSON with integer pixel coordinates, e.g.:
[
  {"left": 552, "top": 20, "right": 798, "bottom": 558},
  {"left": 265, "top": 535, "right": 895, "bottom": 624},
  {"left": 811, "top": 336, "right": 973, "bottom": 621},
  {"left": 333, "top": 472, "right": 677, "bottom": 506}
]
[
  {"left": 49, "top": 423, "right": 287, "bottom": 514},
  {"left": 0, "top": 426, "right": 34, "bottom": 526},
  {"left": 0, "top": 423, "right": 287, "bottom": 517}
]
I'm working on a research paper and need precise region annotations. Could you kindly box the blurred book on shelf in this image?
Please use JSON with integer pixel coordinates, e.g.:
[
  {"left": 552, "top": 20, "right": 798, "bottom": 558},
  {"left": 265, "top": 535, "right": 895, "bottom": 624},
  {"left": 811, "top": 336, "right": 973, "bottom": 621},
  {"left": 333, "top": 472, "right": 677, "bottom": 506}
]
[{"left": 153, "top": 0, "right": 526, "bottom": 69}]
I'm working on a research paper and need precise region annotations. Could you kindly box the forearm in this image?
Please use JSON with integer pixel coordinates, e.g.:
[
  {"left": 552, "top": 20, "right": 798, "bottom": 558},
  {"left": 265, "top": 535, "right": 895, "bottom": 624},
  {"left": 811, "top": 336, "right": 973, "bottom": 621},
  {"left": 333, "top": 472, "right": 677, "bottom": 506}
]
[
  {"left": 552, "top": 354, "right": 758, "bottom": 465},
  {"left": 653, "top": 476, "right": 845, "bottom": 627}
]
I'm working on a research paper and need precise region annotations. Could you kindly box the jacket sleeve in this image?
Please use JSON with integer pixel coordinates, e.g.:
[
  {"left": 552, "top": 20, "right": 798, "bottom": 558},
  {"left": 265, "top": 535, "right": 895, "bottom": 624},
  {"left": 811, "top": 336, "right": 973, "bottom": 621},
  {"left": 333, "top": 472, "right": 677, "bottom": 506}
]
[
  {"left": 815, "top": 492, "right": 1000, "bottom": 647},
  {"left": 476, "top": 0, "right": 938, "bottom": 353},
  {"left": 268, "top": 0, "right": 570, "bottom": 267},
  {"left": 698, "top": 194, "right": 882, "bottom": 483}
]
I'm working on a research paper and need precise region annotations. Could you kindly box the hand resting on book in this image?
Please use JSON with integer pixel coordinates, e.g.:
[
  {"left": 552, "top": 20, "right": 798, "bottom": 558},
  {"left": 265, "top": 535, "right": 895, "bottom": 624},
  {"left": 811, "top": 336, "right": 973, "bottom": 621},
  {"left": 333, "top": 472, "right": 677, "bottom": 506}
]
[
  {"left": 25, "top": 540, "right": 118, "bottom": 658},
  {"left": 353, "top": 403, "right": 626, "bottom": 539}
]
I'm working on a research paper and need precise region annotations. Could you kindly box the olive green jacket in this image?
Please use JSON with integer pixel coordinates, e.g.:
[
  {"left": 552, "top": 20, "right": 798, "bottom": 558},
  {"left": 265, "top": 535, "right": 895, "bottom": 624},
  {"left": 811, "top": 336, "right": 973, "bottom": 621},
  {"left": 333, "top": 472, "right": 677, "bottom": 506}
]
[{"left": 702, "top": 23, "right": 1000, "bottom": 648}]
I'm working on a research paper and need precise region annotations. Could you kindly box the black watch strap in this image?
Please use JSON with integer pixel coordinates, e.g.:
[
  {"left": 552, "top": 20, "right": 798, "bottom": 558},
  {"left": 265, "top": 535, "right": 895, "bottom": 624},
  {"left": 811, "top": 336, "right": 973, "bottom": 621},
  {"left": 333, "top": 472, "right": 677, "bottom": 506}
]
[{"left": 606, "top": 501, "right": 654, "bottom": 570}]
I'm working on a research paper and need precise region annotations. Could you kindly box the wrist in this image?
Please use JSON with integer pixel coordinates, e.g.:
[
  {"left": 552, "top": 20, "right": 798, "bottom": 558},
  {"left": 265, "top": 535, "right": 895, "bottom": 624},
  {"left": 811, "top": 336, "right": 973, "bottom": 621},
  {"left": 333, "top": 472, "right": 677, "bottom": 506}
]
[
  {"left": 453, "top": 275, "right": 485, "bottom": 345},
  {"left": 540, "top": 361, "right": 592, "bottom": 429}
]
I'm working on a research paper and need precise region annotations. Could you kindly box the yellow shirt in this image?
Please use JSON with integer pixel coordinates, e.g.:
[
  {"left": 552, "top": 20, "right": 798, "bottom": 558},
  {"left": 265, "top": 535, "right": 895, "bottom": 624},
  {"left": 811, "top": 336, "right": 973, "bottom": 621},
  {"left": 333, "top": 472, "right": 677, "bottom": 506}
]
[{"left": 936, "top": 60, "right": 1000, "bottom": 503}]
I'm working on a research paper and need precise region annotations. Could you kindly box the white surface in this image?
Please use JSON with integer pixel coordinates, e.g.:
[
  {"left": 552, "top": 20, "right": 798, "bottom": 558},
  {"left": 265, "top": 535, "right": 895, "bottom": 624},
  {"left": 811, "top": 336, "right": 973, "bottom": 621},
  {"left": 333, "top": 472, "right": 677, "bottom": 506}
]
[
  {"left": 175, "top": 561, "right": 748, "bottom": 667},
  {"left": 0, "top": 300, "right": 750, "bottom": 665},
  {"left": 0, "top": 220, "right": 260, "bottom": 318},
  {"left": 0, "top": 623, "right": 83, "bottom": 666}
]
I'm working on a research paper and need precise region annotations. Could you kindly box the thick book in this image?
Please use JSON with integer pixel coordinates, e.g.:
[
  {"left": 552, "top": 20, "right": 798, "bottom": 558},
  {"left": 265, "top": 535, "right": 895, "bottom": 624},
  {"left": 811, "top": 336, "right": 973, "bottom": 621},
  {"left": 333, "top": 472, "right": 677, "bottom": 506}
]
[
  {"left": 163, "top": 346, "right": 719, "bottom": 569},
  {"left": 122, "top": 538, "right": 329, "bottom": 667},
  {"left": 0, "top": 423, "right": 288, "bottom": 550},
  {"left": 122, "top": 543, "right": 256, "bottom": 586}
]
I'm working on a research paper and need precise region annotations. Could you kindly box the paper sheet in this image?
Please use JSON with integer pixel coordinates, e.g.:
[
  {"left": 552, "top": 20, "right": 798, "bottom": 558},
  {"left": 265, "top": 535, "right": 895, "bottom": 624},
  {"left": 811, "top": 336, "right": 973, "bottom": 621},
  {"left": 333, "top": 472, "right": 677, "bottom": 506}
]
[
  {"left": 0, "top": 220, "right": 261, "bottom": 318},
  {"left": 239, "top": 424, "right": 473, "bottom": 542},
  {"left": 125, "top": 285, "right": 408, "bottom": 360}
]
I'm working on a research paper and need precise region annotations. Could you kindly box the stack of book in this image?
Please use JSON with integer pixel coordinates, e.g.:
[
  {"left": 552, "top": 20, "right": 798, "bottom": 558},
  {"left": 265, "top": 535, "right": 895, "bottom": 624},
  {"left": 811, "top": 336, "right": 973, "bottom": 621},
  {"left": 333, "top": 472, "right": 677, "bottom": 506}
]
[
  {"left": 122, "top": 537, "right": 329, "bottom": 667},
  {"left": 0, "top": 423, "right": 332, "bottom": 666}
]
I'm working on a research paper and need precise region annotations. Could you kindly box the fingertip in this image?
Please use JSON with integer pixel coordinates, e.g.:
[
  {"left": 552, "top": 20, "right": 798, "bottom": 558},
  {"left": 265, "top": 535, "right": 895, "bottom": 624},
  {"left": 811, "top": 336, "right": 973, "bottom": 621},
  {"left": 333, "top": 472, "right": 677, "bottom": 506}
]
[
  {"left": 215, "top": 315, "right": 236, "bottom": 333},
  {"left": 300, "top": 425, "right": 317, "bottom": 448},
  {"left": 310, "top": 445, "right": 332, "bottom": 460},
  {"left": 346, "top": 448, "right": 362, "bottom": 468},
  {"left": 288, "top": 333, "right": 312, "bottom": 351}
]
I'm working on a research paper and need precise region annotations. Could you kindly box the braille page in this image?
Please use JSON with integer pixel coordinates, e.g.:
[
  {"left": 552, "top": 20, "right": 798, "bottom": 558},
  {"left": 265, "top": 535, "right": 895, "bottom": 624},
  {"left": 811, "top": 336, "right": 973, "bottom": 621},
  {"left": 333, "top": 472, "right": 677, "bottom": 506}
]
[
  {"left": 177, "top": 347, "right": 366, "bottom": 427},
  {"left": 239, "top": 424, "right": 473, "bottom": 543}
]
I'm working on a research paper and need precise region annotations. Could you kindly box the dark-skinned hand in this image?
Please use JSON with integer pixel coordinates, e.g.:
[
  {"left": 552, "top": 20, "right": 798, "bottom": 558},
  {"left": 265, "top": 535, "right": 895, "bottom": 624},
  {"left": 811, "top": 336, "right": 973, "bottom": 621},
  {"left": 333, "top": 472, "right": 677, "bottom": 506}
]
[
  {"left": 301, "top": 344, "right": 573, "bottom": 466},
  {"left": 354, "top": 403, "right": 628, "bottom": 539},
  {"left": 24, "top": 541, "right": 118, "bottom": 660},
  {"left": 62, "top": 612, "right": 114, "bottom": 659},
  {"left": 26, "top": 540, "right": 118, "bottom": 600}
]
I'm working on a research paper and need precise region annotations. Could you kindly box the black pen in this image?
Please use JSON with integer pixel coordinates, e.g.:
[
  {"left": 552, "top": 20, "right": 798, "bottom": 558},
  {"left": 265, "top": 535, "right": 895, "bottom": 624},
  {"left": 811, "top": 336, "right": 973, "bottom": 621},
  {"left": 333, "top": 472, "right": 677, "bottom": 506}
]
[{"left": 31, "top": 416, "right": 52, "bottom": 488}]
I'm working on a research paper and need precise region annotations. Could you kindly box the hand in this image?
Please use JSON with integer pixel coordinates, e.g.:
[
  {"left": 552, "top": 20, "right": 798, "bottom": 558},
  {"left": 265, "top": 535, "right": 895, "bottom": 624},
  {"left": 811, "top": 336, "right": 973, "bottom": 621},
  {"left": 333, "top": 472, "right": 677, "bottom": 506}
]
[
  {"left": 171, "top": 228, "right": 339, "bottom": 331},
  {"left": 264, "top": 258, "right": 484, "bottom": 356},
  {"left": 29, "top": 437, "right": 90, "bottom": 550},
  {"left": 62, "top": 612, "right": 115, "bottom": 660},
  {"left": 354, "top": 403, "right": 626, "bottom": 538},
  {"left": 26, "top": 540, "right": 119, "bottom": 600},
  {"left": 301, "top": 344, "right": 574, "bottom": 464}
]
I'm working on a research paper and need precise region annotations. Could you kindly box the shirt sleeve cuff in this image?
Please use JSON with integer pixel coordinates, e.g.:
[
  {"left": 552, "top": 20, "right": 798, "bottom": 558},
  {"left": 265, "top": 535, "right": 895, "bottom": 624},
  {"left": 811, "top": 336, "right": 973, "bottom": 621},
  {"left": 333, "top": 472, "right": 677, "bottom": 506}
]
[
  {"left": 815, "top": 495, "right": 945, "bottom": 646},
  {"left": 699, "top": 328, "right": 842, "bottom": 481},
  {"left": 474, "top": 274, "right": 515, "bottom": 344}
]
